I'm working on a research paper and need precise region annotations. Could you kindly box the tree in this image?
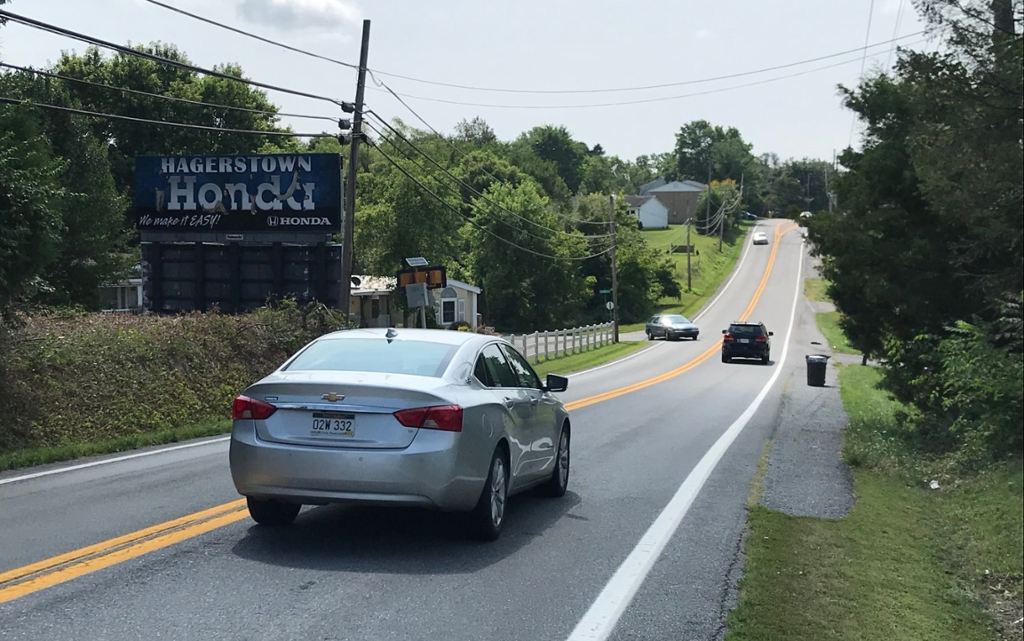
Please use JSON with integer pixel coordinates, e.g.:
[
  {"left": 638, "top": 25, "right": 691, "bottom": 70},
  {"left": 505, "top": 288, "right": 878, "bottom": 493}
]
[
  {"left": 0, "top": 71, "right": 132, "bottom": 308},
  {"left": 454, "top": 117, "right": 498, "bottom": 148},
  {"left": 672, "top": 120, "right": 755, "bottom": 183},
  {"left": 0, "top": 104, "right": 65, "bottom": 322},
  {"left": 511, "top": 126, "right": 589, "bottom": 198},
  {"left": 468, "top": 181, "right": 589, "bottom": 331}
]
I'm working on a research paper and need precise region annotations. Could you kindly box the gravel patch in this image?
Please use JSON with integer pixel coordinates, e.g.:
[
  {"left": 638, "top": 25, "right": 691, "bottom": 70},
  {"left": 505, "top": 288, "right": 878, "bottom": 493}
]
[{"left": 759, "top": 297, "right": 856, "bottom": 519}]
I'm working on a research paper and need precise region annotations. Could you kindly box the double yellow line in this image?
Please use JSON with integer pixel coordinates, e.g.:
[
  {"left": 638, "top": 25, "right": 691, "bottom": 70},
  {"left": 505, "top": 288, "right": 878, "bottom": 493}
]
[
  {"left": 0, "top": 222, "right": 798, "bottom": 605},
  {"left": 0, "top": 500, "right": 248, "bottom": 604},
  {"left": 567, "top": 221, "right": 796, "bottom": 411}
]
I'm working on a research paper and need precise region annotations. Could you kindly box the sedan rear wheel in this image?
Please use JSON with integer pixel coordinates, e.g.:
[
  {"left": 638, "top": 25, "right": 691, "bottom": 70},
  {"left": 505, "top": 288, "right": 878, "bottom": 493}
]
[
  {"left": 246, "top": 497, "right": 300, "bottom": 527},
  {"left": 540, "top": 426, "right": 570, "bottom": 498},
  {"left": 469, "top": 448, "right": 509, "bottom": 541}
]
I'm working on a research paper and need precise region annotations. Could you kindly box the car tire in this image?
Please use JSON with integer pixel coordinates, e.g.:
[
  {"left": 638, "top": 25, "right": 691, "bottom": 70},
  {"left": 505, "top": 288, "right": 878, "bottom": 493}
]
[
  {"left": 540, "top": 425, "right": 570, "bottom": 498},
  {"left": 762, "top": 352, "right": 770, "bottom": 365},
  {"left": 647, "top": 331, "right": 654, "bottom": 341},
  {"left": 468, "top": 447, "right": 509, "bottom": 541},
  {"left": 246, "top": 497, "right": 300, "bottom": 527},
  {"left": 722, "top": 354, "right": 731, "bottom": 363}
]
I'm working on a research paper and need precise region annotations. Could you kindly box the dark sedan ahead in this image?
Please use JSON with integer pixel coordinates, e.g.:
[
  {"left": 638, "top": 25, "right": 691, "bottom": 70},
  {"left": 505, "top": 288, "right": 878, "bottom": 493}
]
[{"left": 645, "top": 314, "right": 700, "bottom": 341}]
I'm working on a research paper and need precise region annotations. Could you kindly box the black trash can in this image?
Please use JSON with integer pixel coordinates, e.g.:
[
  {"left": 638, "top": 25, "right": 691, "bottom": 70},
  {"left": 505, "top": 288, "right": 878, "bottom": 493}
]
[{"left": 806, "top": 354, "right": 829, "bottom": 387}]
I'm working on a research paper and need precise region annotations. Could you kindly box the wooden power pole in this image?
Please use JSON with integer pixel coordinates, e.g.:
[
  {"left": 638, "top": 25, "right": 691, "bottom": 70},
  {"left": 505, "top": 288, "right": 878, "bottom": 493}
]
[
  {"left": 340, "top": 20, "right": 371, "bottom": 324},
  {"left": 609, "top": 194, "right": 619, "bottom": 343}
]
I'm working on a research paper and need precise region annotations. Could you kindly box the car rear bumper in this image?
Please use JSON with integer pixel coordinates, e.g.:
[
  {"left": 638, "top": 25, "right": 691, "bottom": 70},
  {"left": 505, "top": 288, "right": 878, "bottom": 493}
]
[
  {"left": 723, "top": 343, "right": 769, "bottom": 358},
  {"left": 229, "top": 421, "right": 484, "bottom": 511}
]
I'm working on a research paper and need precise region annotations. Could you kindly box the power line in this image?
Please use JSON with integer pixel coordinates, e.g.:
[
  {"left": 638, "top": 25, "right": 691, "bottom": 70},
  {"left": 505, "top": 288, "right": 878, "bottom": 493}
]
[
  {"left": 370, "top": 41, "right": 928, "bottom": 110},
  {"left": 138, "top": 0, "right": 925, "bottom": 97},
  {"left": 0, "top": 96, "right": 334, "bottom": 138},
  {"left": 0, "top": 62, "right": 339, "bottom": 122},
  {"left": 850, "top": 0, "right": 878, "bottom": 147},
  {"left": 368, "top": 140, "right": 612, "bottom": 262},
  {"left": 885, "top": 0, "right": 908, "bottom": 71},
  {"left": 367, "top": 76, "right": 612, "bottom": 228},
  {"left": 0, "top": 9, "right": 344, "bottom": 106},
  {"left": 363, "top": 113, "right": 613, "bottom": 239}
]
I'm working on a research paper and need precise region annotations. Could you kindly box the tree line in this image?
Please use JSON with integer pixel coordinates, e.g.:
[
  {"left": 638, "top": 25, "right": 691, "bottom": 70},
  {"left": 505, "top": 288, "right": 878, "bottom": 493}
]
[{"left": 806, "top": 0, "right": 1022, "bottom": 464}]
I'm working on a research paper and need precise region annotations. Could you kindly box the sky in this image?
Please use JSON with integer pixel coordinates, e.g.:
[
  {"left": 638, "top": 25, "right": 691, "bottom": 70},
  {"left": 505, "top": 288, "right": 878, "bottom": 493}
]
[{"left": 0, "top": 0, "right": 934, "bottom": 164}]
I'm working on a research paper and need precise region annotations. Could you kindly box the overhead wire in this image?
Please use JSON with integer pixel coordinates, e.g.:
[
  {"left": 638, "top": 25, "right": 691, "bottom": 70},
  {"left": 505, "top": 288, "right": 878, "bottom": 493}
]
[
  {"left": 363, "top": 112, "right": 613, "bottom": 239},
  {"left": 850, "top": 0, "right": 878, "bottom": 146},
  {"left": 0, "top": 96, "right": 336, "bottom": 137},
  {"left": 138, "top": 0, "right": 924, "bottom": 97},
  {"left": 367, "top": 139, "right": 613, "bottom": 262},
  {"left": 371, "top": 41, "right": 928, "bottom": 110},
  {"left": 0, "top": 62, "right": 340, "bottom": 122},
  {"left": 885, "top": 0, "right": 908, "bottom": 71},
  {"left": 366, "top": 75, "right": 612, "bottom": 228},
  {"left": 0, "top": 9, "right": 345, "bottom": 106}
]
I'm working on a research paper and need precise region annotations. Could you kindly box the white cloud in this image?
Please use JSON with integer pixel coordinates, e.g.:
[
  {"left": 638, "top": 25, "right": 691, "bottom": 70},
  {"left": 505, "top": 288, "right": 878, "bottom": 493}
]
[
  {"left": 696, "top": 28, "right": 714, "bottom": 40},
  {"left": 238, "top": 0, "right": 361, "bottom": 31}
]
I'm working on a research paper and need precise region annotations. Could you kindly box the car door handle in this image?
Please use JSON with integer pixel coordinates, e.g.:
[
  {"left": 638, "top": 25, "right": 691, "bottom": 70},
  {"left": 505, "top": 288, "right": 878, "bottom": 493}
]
[
  {"left": 530, "top": 397, "right": 540, "bottom": 406},
  {"left": 503, "top": 397, "right": 515, "bottom": 409}
]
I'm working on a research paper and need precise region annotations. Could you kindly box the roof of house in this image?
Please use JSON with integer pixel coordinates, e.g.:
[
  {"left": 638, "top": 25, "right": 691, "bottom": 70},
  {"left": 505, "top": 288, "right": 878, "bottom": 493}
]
[
  {"left": 638, "top": 177, "right": 667, "bottom": 195},
  {"left": 649, "top": 180, "right": 708, "bottom": 193},
  {"left": 443, "top": 278, "right": 481, "bottom": 294},
  {"left": 351, "top": 275, "right": 396, "bottom": 295},
  {"left": 625, "top": 195, "right": 653, "bottom": 208}
]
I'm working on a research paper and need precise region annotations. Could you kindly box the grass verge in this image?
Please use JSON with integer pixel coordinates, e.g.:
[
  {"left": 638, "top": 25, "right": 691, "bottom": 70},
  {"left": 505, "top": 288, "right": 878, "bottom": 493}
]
[
  {"left": 726, "top": 364, "right": 1024, "bottom": 641},
  {"left": 620, "top": 222, "right": 751, "bottom": 333},
  {"left": 534, "top": 340, "right": 648, "bottom": 378},
  {"left": 803, "top": 277, "right": 830, "bottom": 302},
  {"left": 0, "top": 417, "right": 232, "bottom": 474},
  {"left": 815, "top": 310, "right": 861, "bottom": 355}
]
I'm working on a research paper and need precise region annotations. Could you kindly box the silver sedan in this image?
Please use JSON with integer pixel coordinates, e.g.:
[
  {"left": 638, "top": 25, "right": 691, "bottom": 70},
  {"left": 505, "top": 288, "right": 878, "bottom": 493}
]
[{"left": 229, "top": 328, "right": 572, "bottom": 541}]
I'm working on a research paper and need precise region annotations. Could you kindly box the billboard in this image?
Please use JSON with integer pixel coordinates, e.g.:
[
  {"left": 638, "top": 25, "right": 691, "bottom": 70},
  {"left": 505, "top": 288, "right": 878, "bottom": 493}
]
[{"left": 135, "top": 153, "right": 343, "bottom": 234}]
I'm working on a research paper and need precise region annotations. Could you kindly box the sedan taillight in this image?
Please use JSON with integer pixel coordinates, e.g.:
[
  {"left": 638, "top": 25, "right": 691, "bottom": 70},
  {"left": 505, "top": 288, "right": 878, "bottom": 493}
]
[
  {"left": 232, "top": 395, "right": 277, "bottom": 420},
  {"left": 394, "top": 405, "right": 464, "bottom": 432},
  {"left": 723, "top": 334, "right": 735, "bottom": 342},
  {"left": 755, "top": 335, "right": 768, "bottom": 343}
]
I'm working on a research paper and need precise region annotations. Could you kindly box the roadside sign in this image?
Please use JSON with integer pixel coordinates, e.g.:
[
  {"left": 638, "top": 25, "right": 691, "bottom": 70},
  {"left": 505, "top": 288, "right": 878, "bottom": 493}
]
[
  {"left": 396, "top": 265, "right": 447, "bottom": 289},
  {"left": 605, "top": 301, "right": 615, "bottom": 311},
  {"left": 599, "top": 289, "right": 611, "bottom": 294}
]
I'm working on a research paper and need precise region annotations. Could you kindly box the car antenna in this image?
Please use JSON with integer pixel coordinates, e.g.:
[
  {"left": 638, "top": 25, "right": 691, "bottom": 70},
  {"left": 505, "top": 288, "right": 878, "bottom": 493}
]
[{"left": 386, "top": 327, "right": 398, "bottom": 343}]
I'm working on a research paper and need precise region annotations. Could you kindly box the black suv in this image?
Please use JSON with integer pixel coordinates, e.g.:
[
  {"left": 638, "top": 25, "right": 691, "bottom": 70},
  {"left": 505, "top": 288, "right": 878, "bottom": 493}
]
[{"left": 721, "top": 322, "right": 773, "bottom": 364}]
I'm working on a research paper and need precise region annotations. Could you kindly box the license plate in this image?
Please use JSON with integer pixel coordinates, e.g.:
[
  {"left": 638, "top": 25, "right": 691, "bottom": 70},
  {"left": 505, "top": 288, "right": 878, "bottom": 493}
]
[
  {"left": 739, "top": 338, "right": 750, "bottom": 343},
  {"left": 311, "top": 412, "right": 356, "bottom": 437}
]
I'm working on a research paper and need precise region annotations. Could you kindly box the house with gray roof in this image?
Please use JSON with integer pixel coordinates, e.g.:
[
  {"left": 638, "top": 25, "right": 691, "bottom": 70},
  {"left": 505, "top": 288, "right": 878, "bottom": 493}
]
[{"left": 634, "top": 178, "right": 708, "bottom": 225}]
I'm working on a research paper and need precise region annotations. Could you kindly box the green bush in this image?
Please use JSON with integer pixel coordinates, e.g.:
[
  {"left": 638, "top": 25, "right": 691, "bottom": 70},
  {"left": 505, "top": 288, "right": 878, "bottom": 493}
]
[{"left": 0, "top": 302, "right": 348, "bottom": 453}]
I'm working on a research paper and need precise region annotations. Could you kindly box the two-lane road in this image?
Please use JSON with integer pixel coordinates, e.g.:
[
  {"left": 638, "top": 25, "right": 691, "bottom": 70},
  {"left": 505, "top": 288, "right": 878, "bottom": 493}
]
[{"left": 0, "top": 219, "right": 809, "bottom": 641}]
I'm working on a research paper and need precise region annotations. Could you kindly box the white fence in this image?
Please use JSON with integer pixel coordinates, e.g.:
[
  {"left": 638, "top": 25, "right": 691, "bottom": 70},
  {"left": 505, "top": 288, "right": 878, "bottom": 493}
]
[{"left": 503, "top": 322, "right": 614, "bottom": 364}]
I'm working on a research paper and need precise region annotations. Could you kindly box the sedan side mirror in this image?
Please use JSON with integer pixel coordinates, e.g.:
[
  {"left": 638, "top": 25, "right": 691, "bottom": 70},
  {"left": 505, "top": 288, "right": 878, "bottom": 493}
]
[
  {"left": 721, "top": 329, "right": 727, "bottom": 334},
  {"left": 545, "top": 374, "right": 569, "bottom": 393},
  {"left": 769, "top": 331, "right": 774, "bottom": 336}
]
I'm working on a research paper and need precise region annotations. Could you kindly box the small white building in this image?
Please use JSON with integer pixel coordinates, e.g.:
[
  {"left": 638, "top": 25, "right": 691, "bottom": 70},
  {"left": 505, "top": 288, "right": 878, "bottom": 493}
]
[
  {"left": 431, "top": 279, "right": 481, "bottom": 330},
  {"left": 350, "top": 275, "right": 396, "bottom": 328},
  {"left": 99, "top": 277, "right": 143, "bottom": 312},
  {"left": 624, "top": 195, "right": 669, "bottom": 229}
]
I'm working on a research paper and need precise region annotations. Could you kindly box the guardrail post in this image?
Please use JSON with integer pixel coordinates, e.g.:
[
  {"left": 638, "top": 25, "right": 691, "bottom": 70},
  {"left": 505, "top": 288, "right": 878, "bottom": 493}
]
[
  {"left": 544, "top": 331, "right": 549, "bottom": 361},
  {"left": 533, "top": 332, "right": 540, "bottom": 364}
]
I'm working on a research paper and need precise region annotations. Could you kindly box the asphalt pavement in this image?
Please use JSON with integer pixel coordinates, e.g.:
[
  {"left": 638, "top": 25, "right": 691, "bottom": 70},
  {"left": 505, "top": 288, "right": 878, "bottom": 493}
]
[{"left": 0, "top": 220, "right": 817, "bottom": 641}]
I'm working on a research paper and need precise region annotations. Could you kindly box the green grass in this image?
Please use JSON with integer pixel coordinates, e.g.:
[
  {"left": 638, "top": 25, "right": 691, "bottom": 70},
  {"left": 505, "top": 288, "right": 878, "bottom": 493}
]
[
  {"left": 0, "top": 417, "right": 232, "bottom": 473},
  {"left": 534, "top": 340, "right": 648, "bottom": 378},
  {"left": 726, "top": 362, "right": 1024, "bottom": 641},
  {"left": 620, "top": 222, "right": 751, "bottom": 333},
  {"left": 816, "top": 311, "right": 861, "bottom": 355},
  {"left": 804, "top": 277, "right": 831, "bottom": 302}
]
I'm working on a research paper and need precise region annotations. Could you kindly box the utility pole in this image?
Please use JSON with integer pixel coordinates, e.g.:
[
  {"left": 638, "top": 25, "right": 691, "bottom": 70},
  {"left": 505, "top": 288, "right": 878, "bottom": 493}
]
[
  {"left": 609, "top": 194, "right": 619, "bottom": 343},
  {"left": 339, "top": 19, "right": 371, "bottom": 325},
  {"left": 686, "top": 217, "right": 692, "bottom": 292}
]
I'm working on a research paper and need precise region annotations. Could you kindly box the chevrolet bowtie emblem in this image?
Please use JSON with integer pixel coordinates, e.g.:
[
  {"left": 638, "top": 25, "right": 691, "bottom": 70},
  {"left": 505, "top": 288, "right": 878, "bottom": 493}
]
[{"left": 321, "top": 393, "right": 345, "bottom": 402}]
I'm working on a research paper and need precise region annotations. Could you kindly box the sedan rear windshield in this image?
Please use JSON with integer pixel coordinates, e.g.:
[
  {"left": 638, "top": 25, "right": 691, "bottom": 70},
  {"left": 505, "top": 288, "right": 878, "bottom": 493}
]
[
  {"left": 663, "top": 315, "right": 691, "bottom": 324},
  {"left": 729, "top": 324, "right": 764, "bottom": 336},
  {"left": 283, "top": 338, "right": 459, "bottom": 377}
]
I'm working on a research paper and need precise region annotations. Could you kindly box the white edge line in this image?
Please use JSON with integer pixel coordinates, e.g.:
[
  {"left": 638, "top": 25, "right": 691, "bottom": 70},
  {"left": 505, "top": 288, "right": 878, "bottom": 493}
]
[
  {"left": 570, "top": 223, "right": 761, "bottom": 379},
  {"left": 565, "top": 238, "right": 805, "bottom": 641},
  {"left": 0, "top": 436, "right": 231, "bottom": 487}
]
